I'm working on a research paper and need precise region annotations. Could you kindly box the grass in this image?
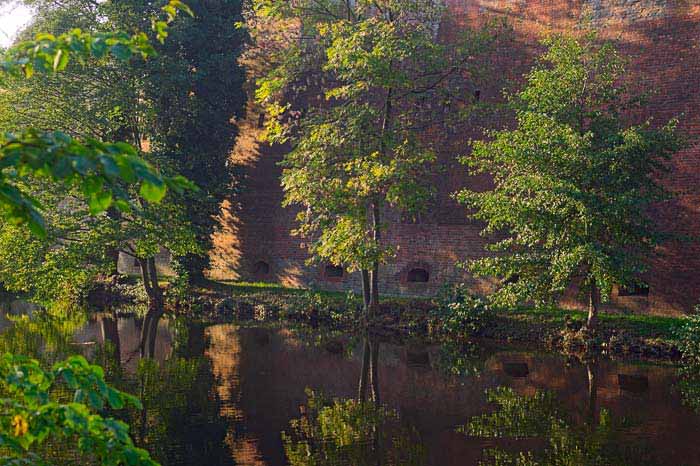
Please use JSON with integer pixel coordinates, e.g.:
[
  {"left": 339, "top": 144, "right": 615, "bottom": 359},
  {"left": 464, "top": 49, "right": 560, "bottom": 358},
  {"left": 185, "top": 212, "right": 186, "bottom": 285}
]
[
  {"left": 203, "top": 280, "right": 688, "bottom": 342},
  {"left": 503, "top": 306, "right": 684, "bottom": 340}
]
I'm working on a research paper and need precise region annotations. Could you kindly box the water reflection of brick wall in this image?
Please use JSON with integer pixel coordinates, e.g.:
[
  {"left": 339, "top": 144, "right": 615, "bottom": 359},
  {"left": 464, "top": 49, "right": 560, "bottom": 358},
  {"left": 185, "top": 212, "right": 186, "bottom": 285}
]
[
  {"left": 204, "top": 325, "right": 700, "bottom": 466},
  {"left": 210, "top": 1, "right": 700, "bottom": 315}
]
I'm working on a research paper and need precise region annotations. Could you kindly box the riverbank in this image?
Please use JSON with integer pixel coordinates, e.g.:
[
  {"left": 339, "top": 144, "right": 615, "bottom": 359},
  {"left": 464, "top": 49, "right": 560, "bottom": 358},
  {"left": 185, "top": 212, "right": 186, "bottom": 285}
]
[{"left": 172, "top": 280, "right": 685, "bottom": 362}]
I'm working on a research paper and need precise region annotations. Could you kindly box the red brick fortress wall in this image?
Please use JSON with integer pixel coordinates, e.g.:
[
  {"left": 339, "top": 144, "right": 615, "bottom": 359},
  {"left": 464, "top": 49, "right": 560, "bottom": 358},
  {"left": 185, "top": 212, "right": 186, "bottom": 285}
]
[{"left": 210, "top": 0, "right": 700, "bottom": 316}]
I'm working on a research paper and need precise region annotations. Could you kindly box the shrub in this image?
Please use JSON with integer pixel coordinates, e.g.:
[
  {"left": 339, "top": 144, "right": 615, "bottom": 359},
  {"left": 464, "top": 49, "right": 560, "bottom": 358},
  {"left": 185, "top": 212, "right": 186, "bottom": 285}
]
[
  {"left": 676, "top": 306, "right": 700, "bottom": 411},
  {"left": 433, "top": 285, "right": 491, "bottom": 337}
]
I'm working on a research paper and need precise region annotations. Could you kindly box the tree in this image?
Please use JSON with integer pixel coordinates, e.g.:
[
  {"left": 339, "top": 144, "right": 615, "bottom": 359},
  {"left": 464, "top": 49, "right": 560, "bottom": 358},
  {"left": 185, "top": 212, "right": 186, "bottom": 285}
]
[
  {"left": 0, "top": 0, "right": 194, "bottom": 236},
  {"left": 0, "top": 2, "right": 191, "bottom": 463},
  {"left": 253, "top": 0, "right": 499, "bottom": 316},
  {"left": 137, "top": 0, "right": 246, "bottom": 280},
  {"left": 456, "top": 34, "right": 683, "bottom": 329},
  {"left": 2, "top": 0, "right": 246, "bottom": 282},
  {"left": 0, "top": 1, "right": 215, "bottom": 347}
]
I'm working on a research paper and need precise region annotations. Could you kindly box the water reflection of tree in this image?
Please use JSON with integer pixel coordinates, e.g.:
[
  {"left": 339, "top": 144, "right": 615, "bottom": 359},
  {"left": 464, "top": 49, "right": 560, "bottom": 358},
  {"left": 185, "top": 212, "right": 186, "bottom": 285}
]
[
  {"left": 461, "top": 362, "right": 660, "bottom": 466},
  {"left": 116, "top": 321, "right": 235, "bottom": 466},
  {"left": 284, "top": 335, "right": 428, "bottom": 466},
  {"left": 283, "top": 389, "right": 426, "bottom": 466},
  {"left": 0, "top": 306, "right": 87, "bottom": 363}
]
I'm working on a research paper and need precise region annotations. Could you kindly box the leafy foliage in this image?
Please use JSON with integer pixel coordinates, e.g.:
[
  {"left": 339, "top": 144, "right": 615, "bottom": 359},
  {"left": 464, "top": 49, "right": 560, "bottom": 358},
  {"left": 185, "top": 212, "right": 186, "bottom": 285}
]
[
  {"left": 433, "top": 285, "right": 491, "bottom": 337},
  {"left": 676, "top": 306, "right": 700, "bottom": 412},
  {"left": 462, "top": 386, "right": 657, "bottom": 466},
  {"left": 282, "top": 389, "right": 426, "bottom": 466},
  {"left": 457, "top": 34, "right": 683, "bottom": 317},
  {"left": 0, "top": 354, "right": 157, "bottom": 465},
  {"left": 137, "top": 0, "right": 246, "bottom": 277},
  {"left": 0, "top": 0, "right": 195, "bottom": 237},
  {"left": 252, "top": 0, "right": 500, "bottom": 306}
]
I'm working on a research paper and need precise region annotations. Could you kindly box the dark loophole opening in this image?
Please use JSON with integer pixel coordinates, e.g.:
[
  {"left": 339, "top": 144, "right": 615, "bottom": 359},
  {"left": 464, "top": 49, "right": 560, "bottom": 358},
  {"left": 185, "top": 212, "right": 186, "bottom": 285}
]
[
  {"left": 253, "top": 261, "right": 270, "bottom": 276},
  {"left": 407, "top": 268, "right": 429, "bottom": 283},
  {"left": 618, "top": 283, "right": 649, "bottom": 297},
  {"left": 325, "top": 264, "right": 344, "bottom": 278}
]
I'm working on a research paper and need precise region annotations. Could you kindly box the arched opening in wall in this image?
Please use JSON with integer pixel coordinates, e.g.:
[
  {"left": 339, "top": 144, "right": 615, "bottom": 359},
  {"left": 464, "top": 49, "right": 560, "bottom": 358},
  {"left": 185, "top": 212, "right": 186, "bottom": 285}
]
[
  {"left": 324, "top": 264, "right": 344, "bottom": 279},
  {"left": 407, "top": 268, "right": 429, "bottom": 283},
  {"left": 618, "top": 283, "right": 649, "bottom": 297},
  {"left": 252, "top": 261, "right": 270, "bottom": 277}
]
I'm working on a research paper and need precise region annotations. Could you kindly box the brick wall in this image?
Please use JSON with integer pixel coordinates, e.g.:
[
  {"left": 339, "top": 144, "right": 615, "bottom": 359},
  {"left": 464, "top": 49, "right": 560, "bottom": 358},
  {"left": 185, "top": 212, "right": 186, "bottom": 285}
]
[{"left": 209, "top": 0, "right": 700, "bottom": 315}]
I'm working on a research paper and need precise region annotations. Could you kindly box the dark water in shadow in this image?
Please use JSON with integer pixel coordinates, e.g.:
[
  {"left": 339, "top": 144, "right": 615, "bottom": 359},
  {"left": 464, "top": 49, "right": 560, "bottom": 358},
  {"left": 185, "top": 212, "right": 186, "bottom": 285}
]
[{"left": 6, "top": 310, "right": 700, "bottom": 466}]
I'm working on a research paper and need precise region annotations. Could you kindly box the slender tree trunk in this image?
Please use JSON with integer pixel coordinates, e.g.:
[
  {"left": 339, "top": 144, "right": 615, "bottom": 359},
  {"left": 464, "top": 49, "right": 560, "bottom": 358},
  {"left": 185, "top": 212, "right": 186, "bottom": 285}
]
[
  {"left": 139, "top": 257, "right": 165, "bottom": 358},
  {"left": 358, "top": 336, "right": 371, "bottom": 402},
  {"left": 361, "top": 269, "right": 371, "bottom": 314},
  {"left": 587, "top": 279, "right": 600, "bottom": 330},
  {"left": 369, "top": 202, "right": 381, "bottom": 318}
]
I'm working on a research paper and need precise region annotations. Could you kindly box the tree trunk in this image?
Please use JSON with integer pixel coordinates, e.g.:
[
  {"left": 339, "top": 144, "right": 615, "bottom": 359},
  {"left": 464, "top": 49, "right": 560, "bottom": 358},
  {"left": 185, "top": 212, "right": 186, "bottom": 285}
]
[
  {"left": 361, "top": 269, "right": 371, "bottom": 314},
  {"left": 138, "top": 257, "right": 165, "bottom": 358},
  {"left": 587, "top": 279, "right": 600, "bottom": 330},
  {"left": 369, "top": 202, "right": 381, "bottom": 318}
]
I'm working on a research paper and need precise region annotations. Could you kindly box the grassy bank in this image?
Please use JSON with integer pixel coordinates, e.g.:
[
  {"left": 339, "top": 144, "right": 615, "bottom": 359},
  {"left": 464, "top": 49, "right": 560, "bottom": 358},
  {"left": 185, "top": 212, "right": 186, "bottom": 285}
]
[{"left": 186, "top": 280, "right": 686, "bottom": 360}]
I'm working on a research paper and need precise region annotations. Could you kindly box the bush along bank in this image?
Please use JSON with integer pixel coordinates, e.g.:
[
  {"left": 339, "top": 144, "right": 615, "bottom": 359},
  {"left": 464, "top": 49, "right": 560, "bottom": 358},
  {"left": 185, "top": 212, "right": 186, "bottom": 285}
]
[{"left": 171, "top": 281, "right": 685, "bottom": 362}]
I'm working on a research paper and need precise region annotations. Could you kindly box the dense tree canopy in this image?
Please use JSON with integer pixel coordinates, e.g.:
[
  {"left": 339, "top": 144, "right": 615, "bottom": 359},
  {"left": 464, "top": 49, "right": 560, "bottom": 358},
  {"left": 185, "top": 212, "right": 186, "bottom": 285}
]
[
  {"left": 457, "top": 34, "right": 683, "bottom": 328},
  {"left": 253, "top": 0, "right": 500, "bottom": 313}
]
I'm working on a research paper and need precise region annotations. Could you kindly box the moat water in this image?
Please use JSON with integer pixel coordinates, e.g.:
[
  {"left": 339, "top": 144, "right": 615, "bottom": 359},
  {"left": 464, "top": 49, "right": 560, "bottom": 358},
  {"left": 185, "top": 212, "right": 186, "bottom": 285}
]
[{"left": 4, "top": 306, "right": 700, "bottom": 466}]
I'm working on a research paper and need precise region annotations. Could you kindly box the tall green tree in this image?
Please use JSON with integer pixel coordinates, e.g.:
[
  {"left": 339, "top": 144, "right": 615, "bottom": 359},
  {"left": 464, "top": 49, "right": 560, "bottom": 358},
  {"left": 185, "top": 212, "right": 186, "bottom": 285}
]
[
  {"left": 139, "top": 0, "right": 247, "bottom": 280},
  {"left": 0, "top": 2, "right": 192, "bottom": 463},
  {"left": 456, "top": 35, "right": 683, "bottom": 329},
  {"left": 254, "top": 0, "right": 499, "bottom": 315},
  {"left": 0, "top": 0, "right": 205, "bottom": 357},
  {"left": 4, "top": 0, "right": 247, "bottom": 281}
]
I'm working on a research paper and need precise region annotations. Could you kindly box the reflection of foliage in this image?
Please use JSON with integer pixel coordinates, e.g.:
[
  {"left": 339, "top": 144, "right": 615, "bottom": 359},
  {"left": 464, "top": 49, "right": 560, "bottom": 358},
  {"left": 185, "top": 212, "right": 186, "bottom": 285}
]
[
  {"left": 117, "top": 354, "right": 231, "bottom": 465},
  {"left": 433, "top": 341, "right": 483, "bottom": 377},
  {"left": 0, "top": 306, "right": 88, "bottom": 364},
  {"left": 462, "top": 387, "right": 659, "bottom": 466},
  {"left": 464, "top": 388, "right": 560, "bottom": 439},
  {"left": 0, "top": 311, "right": 231, "bottom": 464},
  {"left": 0, "top": 354, "right": 156, "bottom": 465},
  {"left": 676, "top": 310, "right": 700, "bottom": 412},
  {"left": 283, "top": 389, "right": 426, "bottom": 466}
]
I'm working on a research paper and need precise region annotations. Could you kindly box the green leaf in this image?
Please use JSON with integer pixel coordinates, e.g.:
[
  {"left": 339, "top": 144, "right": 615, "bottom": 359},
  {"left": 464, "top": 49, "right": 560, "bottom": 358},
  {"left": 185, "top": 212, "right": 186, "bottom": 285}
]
[
  {"left": 88, "top": 190, "right": 113, "bottom": 215},
  {"left": 106, "top": 388, "right": 125, "bottom": 410},
  {"left": 110, "top": 44, "right": 132, "bottom": 61},
  {"left": 140, "top": 180, "right": 166, "bottom": 203}
]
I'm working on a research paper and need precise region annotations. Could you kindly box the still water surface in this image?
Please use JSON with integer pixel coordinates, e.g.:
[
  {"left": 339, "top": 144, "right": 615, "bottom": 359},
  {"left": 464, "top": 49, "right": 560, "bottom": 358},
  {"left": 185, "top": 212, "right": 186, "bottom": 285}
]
[{"left": 5, "top": 308, "right": 700, "bottom": 466}]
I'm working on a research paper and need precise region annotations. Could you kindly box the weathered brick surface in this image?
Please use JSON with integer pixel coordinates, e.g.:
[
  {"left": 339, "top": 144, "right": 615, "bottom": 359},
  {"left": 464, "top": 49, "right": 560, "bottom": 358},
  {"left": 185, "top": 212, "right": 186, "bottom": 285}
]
[{"left": 210, "top": 1, "right": 700, "bottom": 316}]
